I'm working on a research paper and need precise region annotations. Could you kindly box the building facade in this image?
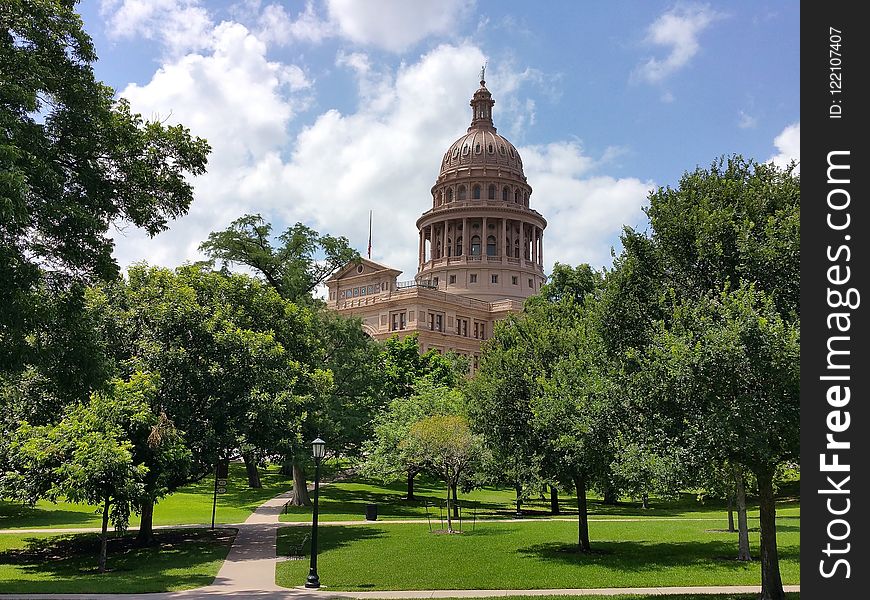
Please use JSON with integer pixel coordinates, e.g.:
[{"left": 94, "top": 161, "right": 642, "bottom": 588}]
[{"left": 326, "top": 77, "right": 547, "bottom": 367}]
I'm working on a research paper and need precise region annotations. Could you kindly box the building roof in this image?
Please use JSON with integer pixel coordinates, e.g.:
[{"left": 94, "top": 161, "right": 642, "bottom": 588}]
[
  {"left": 438, "top": 79, "right": 525, "bottom": 179},
  {"left": 327, "top": 257, "right": 401, "bottom": 283}
]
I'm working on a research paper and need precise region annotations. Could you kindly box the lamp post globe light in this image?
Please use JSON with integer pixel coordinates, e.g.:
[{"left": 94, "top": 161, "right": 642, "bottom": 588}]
[{"left": 305, "top": 437, "right": 326, "bottom": 589}]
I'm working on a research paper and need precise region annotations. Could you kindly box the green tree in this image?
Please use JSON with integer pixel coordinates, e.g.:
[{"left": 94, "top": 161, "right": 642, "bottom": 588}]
[
  {"left": 466, "top": 319, "right": 542, "bottom": 517},
  {"left": 603, "top": 156, "right": 799, "bottom": 598},
  {"left": 406, "top": 414, "right": 483, "bottom": 533},
  {"left": 91, "top": 264, "right": 320, "bottom": 540},
  {"left": 0, "top": 0, "right": 209, "bottom": 377},
  {"left": 534, "top": 305, "right": 616, "bottom": 552},
  {"left": 6, "top": 371, "right": 189, "bottom": 570},
  {"left": 199, "top": 214, "right": 358, "bottom": 305},
  {"left": 638, "top": 286, "right": 798, "bottom": 598},
  {"left": 363, "top": 379, "right": 466, "bottom": 502},
  {"left": 199, "top": 215, "right": 372, "bottom": 504}
]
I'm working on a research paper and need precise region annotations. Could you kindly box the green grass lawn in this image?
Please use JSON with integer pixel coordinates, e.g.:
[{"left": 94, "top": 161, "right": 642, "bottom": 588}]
[
  {"left": 275, "top": 518, "right": 800, "bottom": 590},
  {"left": 0, "top": 527, "right": 234, "bottom": 593},
  {"left": 278, "top": 476, "right": 800, "bottom": 524},
  {"left": 442, "top": 596, "right": 799, "bottom": 600},
  {"left": 0, "top": 462, "right": 294, "bottom": 530}
]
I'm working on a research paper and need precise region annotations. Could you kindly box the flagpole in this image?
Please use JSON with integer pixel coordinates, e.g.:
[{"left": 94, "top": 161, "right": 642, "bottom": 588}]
[{"left": 368, "top": 210, "right": 372, "bottom": 259}]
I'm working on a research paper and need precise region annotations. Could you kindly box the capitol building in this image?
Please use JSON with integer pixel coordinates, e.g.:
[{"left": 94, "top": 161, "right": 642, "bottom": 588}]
[{"left": 326, "top": 76, "right": 547, "bottom": 368}]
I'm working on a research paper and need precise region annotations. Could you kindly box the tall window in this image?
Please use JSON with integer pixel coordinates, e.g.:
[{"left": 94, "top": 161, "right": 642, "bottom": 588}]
[
  {"left": 447, "top": 188, "right": 453, "bottom": 202},
  {"left": 486, "top": 235, "right": 496, "bottom": 256},
  {"left": 391, "top": 312, "right": 406, "bottom": 331},
  {"left": 471, "top": 235, "right": 481, "bottom": 256},
  {"left": 502, "top": 186, "right": 509, "bottom": 201},
  {"left": 455, "top": 236, "right": 462, "bottom": 256},
  {"left": 488, "top": 184, "right": 496, "bottom": 200},
  {"left": 458, "top": 185, "right": 467, "bottom": 201},
  {"left": 472, "top": 185, "right": 481, "bottom": 199}
]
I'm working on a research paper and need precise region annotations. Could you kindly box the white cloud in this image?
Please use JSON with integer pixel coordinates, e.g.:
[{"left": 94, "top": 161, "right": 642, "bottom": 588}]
[
  {"left": 737, "top": 109, "right": 758, "bottom": 129},
  {"left": 100, "top": 0, "right": 214, "bottom": 56},
  {"left": 633, "top": 3, "right": 724, "bottom": 84},
  {"left": 522, "top": 143, "right": 653, "bottom": 270},
  {"left": 112, "top": 39, "right": 647, "bottom": 280},
  {"left": 256, "top": 1, "right": 334, "bottom": 46},
  {"left": 326, "top": 0, "right": 470, "bottom": 52},
  {"left": 111, "top": 21, "right": 311, "bottom": 268},
  {"left": 769, "top": 122, "right": 800, "bottom": 174}
]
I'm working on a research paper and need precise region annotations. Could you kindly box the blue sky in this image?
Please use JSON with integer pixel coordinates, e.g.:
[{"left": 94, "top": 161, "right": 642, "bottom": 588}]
[{"left": 78, "top": 1, "right": 800, "bottom": 280}]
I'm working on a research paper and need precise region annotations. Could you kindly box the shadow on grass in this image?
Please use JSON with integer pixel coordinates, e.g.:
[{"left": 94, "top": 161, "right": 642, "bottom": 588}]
[
  {"left": 0, "top": 528, "right": 235, "bottom": 593},
  {"left": 0, "top": 503, "right": 99, "bottom": 529},
  {"left": 516, "top": 538, "right": 800, "bottom": 573},
  {"left": 278, "top": 525, "right": 386, "bottom": 556},
  {"left": 283, "top": 481, "right": 507, "bottom": 520}
]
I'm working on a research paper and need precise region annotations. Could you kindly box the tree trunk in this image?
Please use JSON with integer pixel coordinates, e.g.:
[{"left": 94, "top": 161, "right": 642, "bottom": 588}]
[
  {"left": 243, "top": 453, "right": 262, "bottom": 488},
  {"left": 445, "top": 484, "right": 453, "bottom": 533},
  {"left": 280, "top": 460, "right": 293, "bottom": 477},
  {"left": 573, "top": 474, "right": 591, "bottom": 552},
  {"left": 288, "top": 460, "right": 312, "bottom": 506},
  {"left": 735, "top": 468, "right": 752, "bottom": 561},
  {"left": 451, "top": 482, "right": 459, "bottom": 519},
  {"left": 550, "top": 485, "right": 560, "bottom": 515},
  {"left": 757, "top": 469, "right": 785, "bottom": 600},
  {"left": 98, "top": 493, "right": 110, "bottom": 573},
  {"left": 136, "top": 498, "right": 155, "bottom": 546},
  {"left": 602, "top": 484, "right": 618, "bottom": 506},
  {"left": 641, "top": 493, "right": 649, "bottom": 509},
  {"left": 727, "top": 493, "right": 736, "bottom": 532},
  {"left": 406, "top": 469, "right": 416, "bottom": 500},
  {"left": 515, "top": 482, "right": 523, "bottom": 517}
]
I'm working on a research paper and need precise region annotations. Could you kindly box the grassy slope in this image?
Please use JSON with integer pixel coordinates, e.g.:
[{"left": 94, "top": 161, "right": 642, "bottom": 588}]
[
  {"left": 275, "top": 519, "right": 800, "bottom": 590},
  {"left": 0, "top": 528, "right": 234, "bottom": 593},
  {"left": 0, "top": 463, "right": 294, "bottom": 530}
]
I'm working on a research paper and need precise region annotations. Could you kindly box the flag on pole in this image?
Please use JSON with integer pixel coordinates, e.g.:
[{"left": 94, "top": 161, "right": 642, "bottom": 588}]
[{"left": 367, "top": 210, "right": 372, "bottom": 259}]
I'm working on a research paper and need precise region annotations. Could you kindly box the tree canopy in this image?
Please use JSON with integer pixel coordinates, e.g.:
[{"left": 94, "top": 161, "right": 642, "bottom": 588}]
[{"left": 1, "top": 0, "right": 210, "bottom": 377}]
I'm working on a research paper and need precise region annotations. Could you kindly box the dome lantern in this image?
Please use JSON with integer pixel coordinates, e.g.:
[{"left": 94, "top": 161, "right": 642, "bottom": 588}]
[{"left": 469, "top": 68, "right": 496, "bottom": 132}]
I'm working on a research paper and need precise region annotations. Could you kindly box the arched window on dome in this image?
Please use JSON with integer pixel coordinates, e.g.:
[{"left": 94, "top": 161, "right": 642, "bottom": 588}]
[
  {"left": 447, "top": 188, "right": 453, "bottom": 202},
  {"left": 509, "top": 147, "right": 515, "bottom": 158},
  {"left": 462, "top": 144, "right": 469, "bottom": 156},
  {"left": 436, "top": 191, "right": 442, "bottom": 207},
  {"left": 486, "top": 235, "right": 497, "bottom": 256},
  {"left": 471, "top": 235, "right": 481, "bottom": 256},
  {"left": 488, "top": 184, "right": 496, "bottom": 200},
  {"left": 458, "top": 186, "right": 467, "bottom": 201},
  {"left": 524, "top": 192, "right": 529, "bottom": 207},
  {"left": 446, "top": 238, "right": 452, "bottom": 257},
  {"left": 502, "top": 186, "right": 509, "bottom": 201},
  {"left": 474, "top": 143, "right": 481, "bottom": 154},
  {"left": 515, "top": 190, "right": 520, "bottom": 203},
  {"left": 514, "top": 238, "right": 520, "bottom": 258},
  {"left": 455, "top": 236, "right": 463, "bottom": 256},
  {"left": 488, "top": 144, "right": 494, "bottom": 154},
  {"left": 472, "top": 185, "right": 481, "bottom": 199}
]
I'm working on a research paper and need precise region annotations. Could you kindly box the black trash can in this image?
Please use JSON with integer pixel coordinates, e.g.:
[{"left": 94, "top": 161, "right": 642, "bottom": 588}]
[{"left": 365, "top": 504, "right": 378, "bottom": 521}]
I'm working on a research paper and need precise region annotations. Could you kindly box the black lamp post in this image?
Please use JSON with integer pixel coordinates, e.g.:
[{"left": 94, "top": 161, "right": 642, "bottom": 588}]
[{"left": 305, "top": 437, "right": 326, "bottom": 589}]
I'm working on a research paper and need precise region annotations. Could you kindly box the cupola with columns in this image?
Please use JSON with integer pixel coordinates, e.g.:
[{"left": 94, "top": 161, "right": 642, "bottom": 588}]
[{"left": 415, "top": 73, "right": 547, "bottom": 302}]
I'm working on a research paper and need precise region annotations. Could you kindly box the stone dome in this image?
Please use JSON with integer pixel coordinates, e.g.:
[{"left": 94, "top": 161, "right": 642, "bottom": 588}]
[{"left": 438, "top": 80, "right": 525, "bottom": 179}]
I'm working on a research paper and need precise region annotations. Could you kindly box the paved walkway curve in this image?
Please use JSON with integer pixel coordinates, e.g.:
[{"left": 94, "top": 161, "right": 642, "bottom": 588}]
[{"left": 0, "top": 485, "right": 801, "bottom": 600}]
